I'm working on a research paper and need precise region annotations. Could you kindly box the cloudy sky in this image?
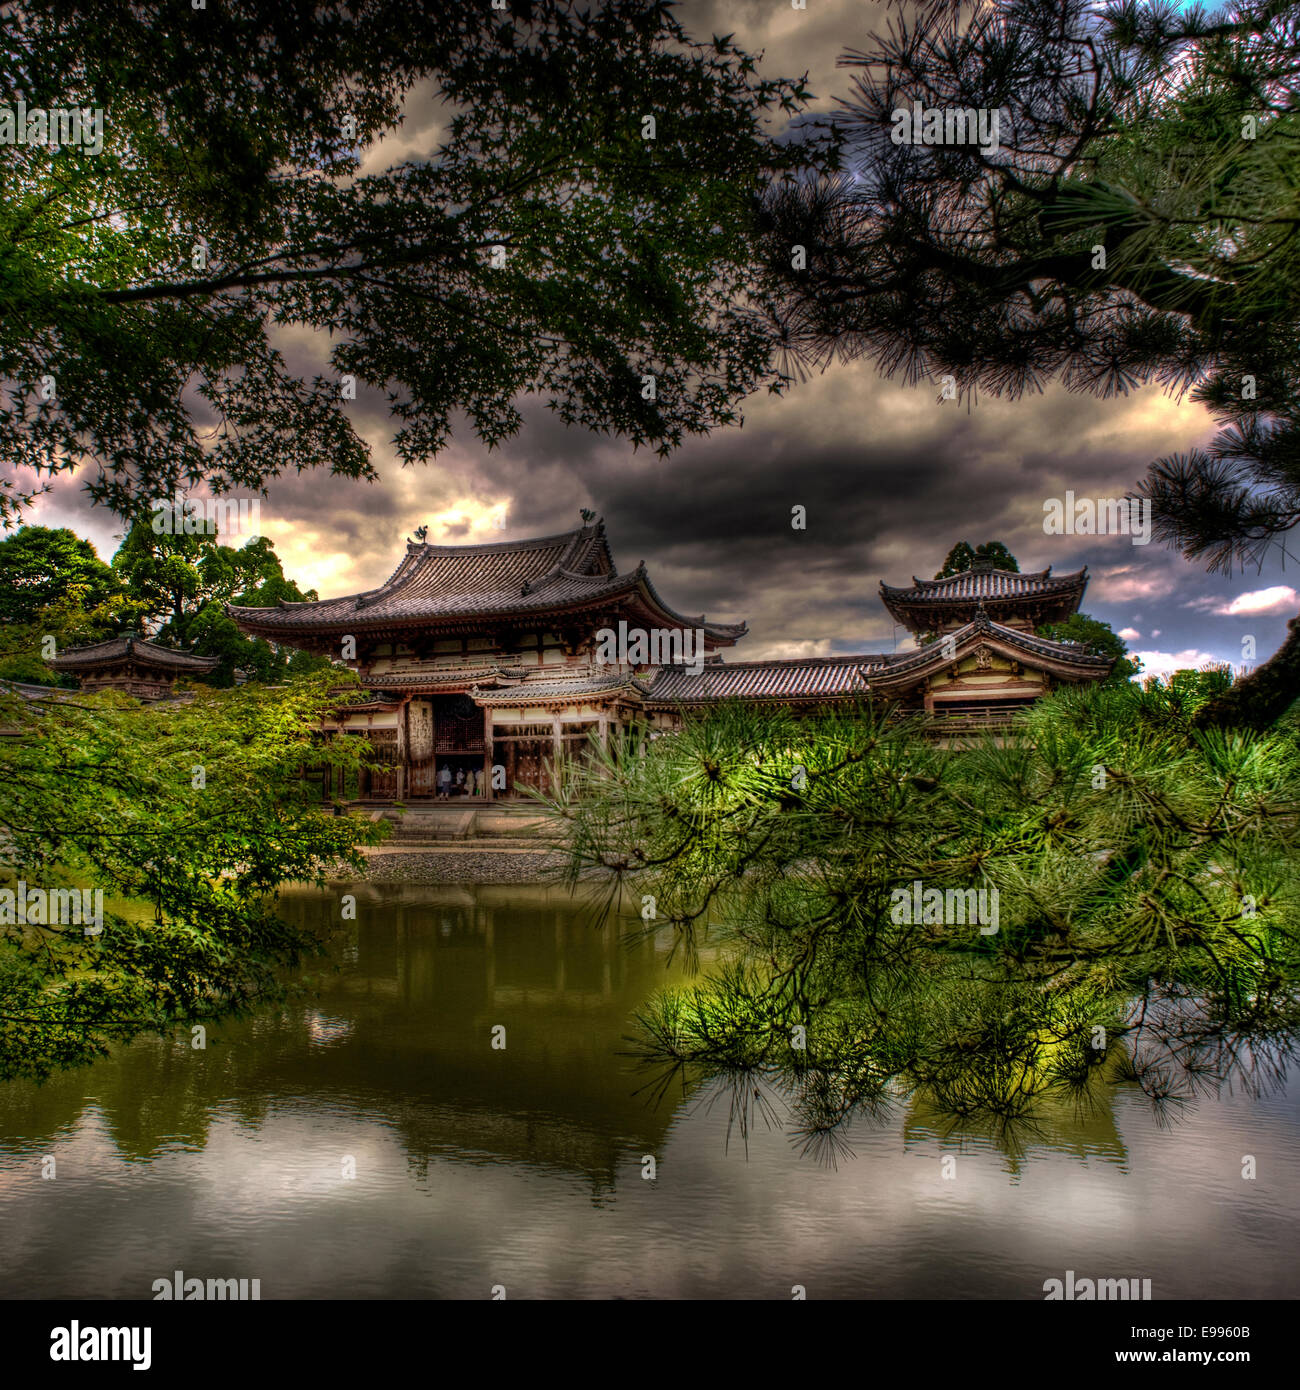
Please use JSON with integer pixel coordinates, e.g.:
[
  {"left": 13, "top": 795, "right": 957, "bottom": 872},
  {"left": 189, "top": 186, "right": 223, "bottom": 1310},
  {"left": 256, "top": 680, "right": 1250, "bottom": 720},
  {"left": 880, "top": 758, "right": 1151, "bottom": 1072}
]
[{"left": 17, "top": 0, "right": 1297, "bottom": 679}]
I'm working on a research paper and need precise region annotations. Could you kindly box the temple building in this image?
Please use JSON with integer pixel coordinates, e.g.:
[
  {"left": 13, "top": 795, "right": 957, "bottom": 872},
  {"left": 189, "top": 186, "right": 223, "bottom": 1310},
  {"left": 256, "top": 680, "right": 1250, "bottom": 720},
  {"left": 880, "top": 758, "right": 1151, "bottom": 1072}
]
[
  {"left": 47, "top": 631, "right": 219, "bottom": 701},
  {"left": 868, "top": 559, "right": 1114, "bottom": 726},
  {"left": 227, "top": 520, "right": 745, "bottom": 800},
  {"left": 227, "top": 521, "right": 1112, "bottom": 801}
]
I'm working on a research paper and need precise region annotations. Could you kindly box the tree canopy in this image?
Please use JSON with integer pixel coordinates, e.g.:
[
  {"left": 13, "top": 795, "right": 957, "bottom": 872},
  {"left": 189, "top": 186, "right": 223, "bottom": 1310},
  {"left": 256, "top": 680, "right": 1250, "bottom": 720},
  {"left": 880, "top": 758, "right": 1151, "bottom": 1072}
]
[
  {"left": 0, "top": 671, "right": 384, "bottom": 1081},
  {"left": 549, "top": 683, "right": 1300, "bottom": 1150},
  {"left": 763, "top": 0, "right": 1300, "bottom": 727},
  {"left": 1, "top": 0, "right": 826, "bottom": 527},
  {"left": 0, "top": 522, "right": 325, "bottom": 688},
  {"left": 0, "top": 525, "right": 120, "bottom": 626},
  {"left": 934, "top": 540, "right": 1020, "bottom": 577},
  {"left": 1037, "top": 610, "right": 1141, "bottom": 683}
]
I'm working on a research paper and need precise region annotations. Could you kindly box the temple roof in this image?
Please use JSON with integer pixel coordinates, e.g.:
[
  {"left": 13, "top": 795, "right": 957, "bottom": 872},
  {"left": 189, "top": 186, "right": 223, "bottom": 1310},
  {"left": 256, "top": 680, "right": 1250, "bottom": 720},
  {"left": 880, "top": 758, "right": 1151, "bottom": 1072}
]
[
  {"left": 361, "top": 663, "right": 535, "bottom": 690},
  {"left": 227, "top": 521, "right": 747, "bottom": 646},
  {"left": 0, "top": 679, "right": 71, "bottom": 702},
  {"left": 647, "top": 655, "right": 881, "bottom": 705},
  {"left": 867, "top": 608, "right": 1113, "bottom": 691},
  {"left": 470, "top": 671, "right": 653, "bottom": 707},
  {"left": 646, "top": 610, "right": 1112, "bottom": 707},
  {"left": 880, "top": 565, "right": 1088, "bottom": 630},
  {"left": 48, "top": 634, "right": 220, "bottom": 673}
]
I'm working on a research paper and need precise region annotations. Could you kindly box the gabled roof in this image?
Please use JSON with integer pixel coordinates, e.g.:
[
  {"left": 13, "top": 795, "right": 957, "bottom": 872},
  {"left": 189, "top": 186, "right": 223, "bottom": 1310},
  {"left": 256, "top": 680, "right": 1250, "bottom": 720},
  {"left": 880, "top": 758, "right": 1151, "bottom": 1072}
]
[
  {"left": 867, "top": 608, "right": 1113, "bottom": 692},
  {"left": 48, "top": 634, "right": 219, "bottom": 673},
  {"left": 880, "top": 565, "right": 1088, "bottom": 630},
  {"left": 227, "top": 521, "right": 747, "bottom": 646}
]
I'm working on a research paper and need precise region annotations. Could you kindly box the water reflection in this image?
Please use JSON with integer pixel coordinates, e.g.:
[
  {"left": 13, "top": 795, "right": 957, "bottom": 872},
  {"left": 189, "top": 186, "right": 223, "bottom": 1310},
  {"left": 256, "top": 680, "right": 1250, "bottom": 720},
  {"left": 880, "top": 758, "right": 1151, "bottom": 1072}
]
[
  {"left": 0, "top": 884, "right": 1296, "bottom": 1299},
  {"left": 0, "top": 885, "right": 690, "bottom": 1190}
]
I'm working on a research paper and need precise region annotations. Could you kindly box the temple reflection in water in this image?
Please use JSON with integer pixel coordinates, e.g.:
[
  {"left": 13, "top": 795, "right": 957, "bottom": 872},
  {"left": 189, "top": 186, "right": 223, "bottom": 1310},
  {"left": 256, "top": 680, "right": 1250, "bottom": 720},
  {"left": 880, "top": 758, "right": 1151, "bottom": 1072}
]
[{"left": 0, "top": 884, "right": 1141, "bottom": 1193}]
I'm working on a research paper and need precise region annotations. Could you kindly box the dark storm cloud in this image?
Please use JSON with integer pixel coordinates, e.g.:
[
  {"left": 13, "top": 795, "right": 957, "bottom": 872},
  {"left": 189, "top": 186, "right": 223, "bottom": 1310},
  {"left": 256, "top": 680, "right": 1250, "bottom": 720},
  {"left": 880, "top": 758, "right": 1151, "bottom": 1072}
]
[{"left": 15, "top": 0, "right": 1295, "bottom": 675}]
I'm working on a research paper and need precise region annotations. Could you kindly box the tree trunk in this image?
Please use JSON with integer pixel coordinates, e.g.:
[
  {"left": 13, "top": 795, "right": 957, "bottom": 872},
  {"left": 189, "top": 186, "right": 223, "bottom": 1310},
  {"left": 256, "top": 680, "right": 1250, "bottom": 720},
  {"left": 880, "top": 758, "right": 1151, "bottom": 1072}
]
[{"left": 1194, "top": 613, "right": 1300, "bottom": 731}]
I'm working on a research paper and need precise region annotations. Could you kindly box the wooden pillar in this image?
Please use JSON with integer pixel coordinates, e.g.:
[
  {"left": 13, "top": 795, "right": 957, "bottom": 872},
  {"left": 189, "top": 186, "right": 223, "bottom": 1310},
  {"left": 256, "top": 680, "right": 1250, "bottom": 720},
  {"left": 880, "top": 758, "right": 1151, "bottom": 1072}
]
[
  {"left": 397, "top": 696, "right": 409, "bottom": 801},
  {"left": 551, "top": 716, "right": 562, "bottom": 796},
  {"left": 482, "top": 706, "right": 494, "bottom": 801}
]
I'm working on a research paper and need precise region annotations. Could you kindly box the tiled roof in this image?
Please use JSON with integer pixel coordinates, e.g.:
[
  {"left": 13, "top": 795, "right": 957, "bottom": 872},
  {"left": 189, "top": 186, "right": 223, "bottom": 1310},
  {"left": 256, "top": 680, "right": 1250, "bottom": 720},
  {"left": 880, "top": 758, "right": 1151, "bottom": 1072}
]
[
  {"left": 869, "top": 608, "right": 1113, "bottom": 688},
  {"left": 362, "top": 664, "right": 534, "bottom": 689},
  {"left": 48, "top": 635, "right": 219, "bottom": 672},
  {"left": 338, "top": 698, "right": 406, "bottom": 713},
  {"left": 647, "top": 655, "right": 881, "bottom": 704},
  {"left": 0, "top": 680, "right": 69, "bottom": 701},
  {"left": 227, "top": 521, "right": 746, "bottom": 644},
  {"left": 879, "top": 566, "right": 1090, "bottom": 634},
  {"left": 471, "top": 671, "right": 652, "bottom": 706},
  {"left": 881, "top": 566, "right": 1086, "bottom": 605}
]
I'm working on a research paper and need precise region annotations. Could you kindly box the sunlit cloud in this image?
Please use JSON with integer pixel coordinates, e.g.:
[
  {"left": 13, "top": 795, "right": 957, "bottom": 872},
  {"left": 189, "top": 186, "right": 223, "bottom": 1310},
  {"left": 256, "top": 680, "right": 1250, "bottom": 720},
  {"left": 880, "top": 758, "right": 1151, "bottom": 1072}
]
[
  {"left": 1134, "top": 648, "right": 1222, "bottom": 679},
  {"left": 1187, "top": 586, "right": 1299, "bottom": 618}
]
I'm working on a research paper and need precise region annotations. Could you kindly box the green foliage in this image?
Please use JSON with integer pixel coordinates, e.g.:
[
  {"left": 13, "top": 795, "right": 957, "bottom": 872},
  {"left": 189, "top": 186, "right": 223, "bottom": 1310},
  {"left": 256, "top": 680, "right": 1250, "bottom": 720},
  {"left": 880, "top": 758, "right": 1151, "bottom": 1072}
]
[
  {"left": 765, "top": 0, "right": 1300, "bottom": 727},
  {"left": 0, "top": 651, "right": 68, "bottom": 688},
  {"left": 1144, "top": 664, "right": 1235, "bottom": 709},
  {"left": 0, "top": 670, "right": 387, "bottom": 1081},
  {"left": 107, "top": 521, "right": 321, "bottom": 685},
  {"left": 1037, "top": 611, "right": 1141, "bottom": 683},
  {"left": 549, "top": 687, "right": 1300, "bottom": 1152},
  {"left": 0, "top": 0, "right": 828, "bottom": 526},
  {"left": 0, "top": 526, "right": 120, "bottom": 626},
  {"left": 0, "top": 572, "right": 149, "bottom": 690},
  {"left": 935, "top": 540, "right": 1020, "bottom": 578}
]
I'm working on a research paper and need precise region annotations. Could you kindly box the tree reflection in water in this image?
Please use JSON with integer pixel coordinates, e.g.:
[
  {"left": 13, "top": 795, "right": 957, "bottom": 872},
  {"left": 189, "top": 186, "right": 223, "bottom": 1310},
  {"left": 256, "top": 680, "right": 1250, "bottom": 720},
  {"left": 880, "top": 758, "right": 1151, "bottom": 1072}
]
[{"left": 548, "top": 683, "right": 1300, "bottom": 1167}]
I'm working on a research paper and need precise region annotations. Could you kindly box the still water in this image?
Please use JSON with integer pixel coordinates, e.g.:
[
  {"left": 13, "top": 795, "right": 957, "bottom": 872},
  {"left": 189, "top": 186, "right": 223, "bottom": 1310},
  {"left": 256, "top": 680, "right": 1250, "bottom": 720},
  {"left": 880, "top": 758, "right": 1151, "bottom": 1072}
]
[{"left": 1, "top": 883, "right": 1297, "bottom": 1299}]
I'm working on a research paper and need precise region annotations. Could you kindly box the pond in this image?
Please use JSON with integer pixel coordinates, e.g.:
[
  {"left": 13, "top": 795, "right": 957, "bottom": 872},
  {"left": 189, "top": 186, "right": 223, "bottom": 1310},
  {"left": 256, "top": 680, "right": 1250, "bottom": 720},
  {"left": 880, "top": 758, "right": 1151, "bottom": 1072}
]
[{"left": 1, "top": 883, "right": 1297, "bottom": 1299}]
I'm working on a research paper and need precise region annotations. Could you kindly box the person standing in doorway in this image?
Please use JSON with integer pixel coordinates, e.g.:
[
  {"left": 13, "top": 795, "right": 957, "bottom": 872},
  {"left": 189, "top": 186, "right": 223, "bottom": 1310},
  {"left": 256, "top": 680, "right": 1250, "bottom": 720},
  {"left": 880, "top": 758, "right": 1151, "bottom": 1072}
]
[{"left": 437, "top": 764, "right": 451, "bottom": 800}]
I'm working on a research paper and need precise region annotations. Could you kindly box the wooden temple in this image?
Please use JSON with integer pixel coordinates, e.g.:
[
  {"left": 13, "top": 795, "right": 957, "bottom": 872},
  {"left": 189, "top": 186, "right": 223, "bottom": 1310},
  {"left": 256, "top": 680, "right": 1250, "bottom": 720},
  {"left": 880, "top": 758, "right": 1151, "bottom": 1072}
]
[
  {"left": 47, "top": 631, "right": 219, "bottom": 701},
  {"left": 226, "top": 520, "right": 745, "bottom": 800},
  {"left": 870, "top": 557, "right": 1113, "bottom": 724},
  {"left": 646, "top": 561, "right": 1111, "bottom": 727},
  {"left": 227, "top": 523, "right": 1113, "bottom": 801}
]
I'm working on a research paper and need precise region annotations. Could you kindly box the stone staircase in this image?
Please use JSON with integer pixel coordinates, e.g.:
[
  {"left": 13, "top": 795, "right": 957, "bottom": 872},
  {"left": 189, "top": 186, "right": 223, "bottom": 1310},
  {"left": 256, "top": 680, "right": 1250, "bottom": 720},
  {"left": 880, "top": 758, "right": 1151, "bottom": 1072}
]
[{"left": 388, "top": 808, "right": 479, "bottom": 843}]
